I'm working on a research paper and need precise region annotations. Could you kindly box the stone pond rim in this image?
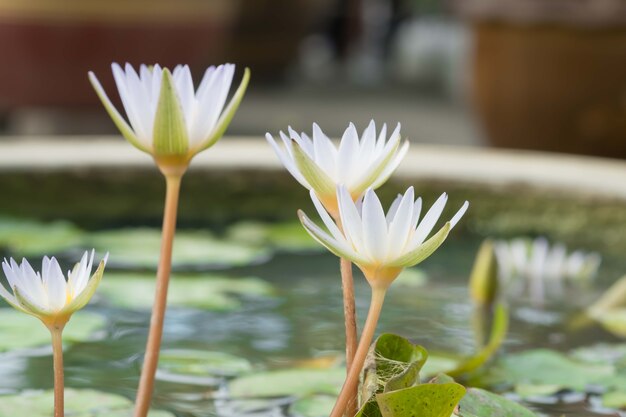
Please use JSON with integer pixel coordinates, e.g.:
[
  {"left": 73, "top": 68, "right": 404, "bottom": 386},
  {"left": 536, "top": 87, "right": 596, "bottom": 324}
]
[{"left": 0, "top": 136, "right": 623, "bottom": 256}]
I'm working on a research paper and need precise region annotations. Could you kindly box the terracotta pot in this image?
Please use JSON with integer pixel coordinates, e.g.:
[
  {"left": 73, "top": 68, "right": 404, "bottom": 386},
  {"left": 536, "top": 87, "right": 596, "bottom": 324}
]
[
  {"left": 0, "top": 0, "right": 238, "bottom": 109},
  {"left": 460, "top": 1, "right": 626, "bottom": 157}
]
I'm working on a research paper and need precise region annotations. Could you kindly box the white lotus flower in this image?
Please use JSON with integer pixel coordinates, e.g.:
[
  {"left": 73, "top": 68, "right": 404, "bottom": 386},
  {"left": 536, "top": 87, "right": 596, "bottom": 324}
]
[
  {"left": 0, "top": 251, "right": 107, "bottom": 328},
  {"left": 266, "top": 121, "right": 409, "bottom": 217},
  {"left": 494, "top": 237, "right": 601, "bottom": 302},
  {"left": 89, "top": 63, "right": 250, "bottom": 167},
  {"left": 299, "top": 186, "right": 468, "bottom": 288}
]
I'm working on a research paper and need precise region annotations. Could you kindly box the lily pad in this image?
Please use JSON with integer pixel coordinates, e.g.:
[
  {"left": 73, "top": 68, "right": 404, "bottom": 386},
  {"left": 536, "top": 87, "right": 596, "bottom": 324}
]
[
  {"left": 227, "top": 221, "right": 322, "bottom": 252},
  {"left": 0, "top": 217, "right": 84, "bottom": 256},
  {"left": 290, "top": 395, "right": 336, "bottom": 417},
  {"left": 376, "top": 382, "right": 466, "bottom": 417},
  {"left": 0, "top": 388, "right": 173, "bottom": 416},
  {"left": 393, "top": 268, "right": 427, "bottom": 288},
  {"left": 456, "top": 387, "right": 538, "bottom": 417},
  {"left": 89, "top": 228, "right": 270, "bottom": 269},
  {"left": 483, "top": 349, "right": 614, "bottom": 394},
  {"left": 156, "top": 349, "right": 252, "bottom": 385},
  {"left": 98, "top": 272, "right": 274, "bottom": 311},
  {"left": 228, "top": 368, "right": 346, "bottom": 398},
  {"left": 0, "top": 309, "right": 105, "bottom": 352}
]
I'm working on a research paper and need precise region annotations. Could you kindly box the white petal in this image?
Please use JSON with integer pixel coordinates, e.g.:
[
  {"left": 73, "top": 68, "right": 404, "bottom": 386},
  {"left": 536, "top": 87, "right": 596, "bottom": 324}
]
[
  {"left": 386, "top": 187, "right": 415, "bottom": 259},
  {"left": 336, "top": 123, "right": 360, "bottom": 183},
  {"left": 410, "top": 197, "right": 422, "bottom": 229},
  {"left": 309, "top": 190, "right": 348, "bottom": 245},
  {"left": 410, "top": 193, "right": 447, "bottom": 247},
  {"left": 450, "top": 201, "right": 469, "bottom": 228},
  {"left": 265, "top": 133, "right": 310, "bottom": 188},
  {"left": 312, "top": 123, "right": 337, "bottom": 176},
  {"left": 337, "top": 186, "right": 365, "bottom": 251},
  {"left": 361, "top": 189, "right": 388, "bottom": 260},
  {"left": 44, "top": 257, "right": 67, "bottom": 312}
]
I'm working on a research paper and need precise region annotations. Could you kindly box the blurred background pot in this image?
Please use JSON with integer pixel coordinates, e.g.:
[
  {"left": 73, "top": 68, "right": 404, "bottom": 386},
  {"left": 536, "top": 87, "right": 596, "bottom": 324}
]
[
  {"left": 0, "top": 0, "right": 238, "bottom": 109},
  {"left": 458, "top": 0, "right": 626, "bottom": 158}
]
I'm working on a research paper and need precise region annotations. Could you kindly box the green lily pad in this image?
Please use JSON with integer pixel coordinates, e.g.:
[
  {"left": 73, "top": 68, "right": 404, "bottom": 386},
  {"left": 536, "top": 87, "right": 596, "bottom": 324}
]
[
  {"left": 0, "top": 217, "right": 84, "bottom": 256},
  {"left": 456, "top": 387, "right": 538, "bottom": 417},
  {"left": 483, "top": 349, "right": 614, "bottom": 394},
  {"left": 290, "top": 395, "right": 336, "bottom": 417},
  {"left": 376, "top": 382, "right": 466, "bottom": 417},
  {"left": 0, "top": 388, "right": 173, "bottom": 416},
  {"left": 89, "top": 228, "right": 270, "bottom": 269},
  {"left": 393, "top": 268, "right": 427, "bottom": 288},
  {"left": 228, "top": 368, "right": 346, "bottom": 398},
  {"left": 157, "top": 349, "right": 252, "bottom": 385},
  {"left": 98, "top": 272, "right": 274, "bottom": 311},
  {"left": 227, "top": 221, "right": 322, "bottom": 252},
  {"left": 570, "top": 343, "right": 626, "bottom": 367},
  {"left": 420, "top": 354, "right": 460, "bottom": 377},
  {"left": 0, "top": 309, "right": 105, "bottom": 352}
]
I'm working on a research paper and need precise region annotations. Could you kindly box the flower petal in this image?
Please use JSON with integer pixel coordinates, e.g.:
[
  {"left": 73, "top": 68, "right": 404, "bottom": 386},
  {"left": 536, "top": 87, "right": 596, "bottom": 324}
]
[
  {"left": 298, "top": 210, "right": 365, "bottom": 263},
  {"left": 291, "top": 139, "right": 337, "bottom": 198},
  {"left": 390, "top": 222, "right": 451, "bottom": 267},
  {"left": 64, "top": 256, "right": 107, "bottom": 314},
  {"left": 361, "top": 189, "right": 388, "bottom": 260},
  {"left": 411, "top": 193, "right": 448, "bottom": 247},
  {"left": 152, "top": 68, "right": 190, "bottom": 157}
]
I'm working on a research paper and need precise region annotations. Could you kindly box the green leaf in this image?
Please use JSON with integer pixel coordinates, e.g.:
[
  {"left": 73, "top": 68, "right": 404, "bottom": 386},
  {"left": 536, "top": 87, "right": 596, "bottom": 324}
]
[
  {"left": 97, "top": 272, "right": 273, "bottom": 311},
  {"left": 0, "top": 310, "right": 105, "bottom": 352},
  {"left": 89, "top": 228, "right": 270, "bottom": 269},
  {"left": 0, "top": 388, "right": 173, "bottom": 416},
  {"left": 469, "top": 240, "right": 499, "bottom": 306},
  {"left": 226, "top": 221, "right": 323, "bottom": 252},
  {"left": 482, "top": 349, "right": 614, "bottom": 394},
  {"left": 197, "top": 67, "right": 251, "bottom": 152},
  {"left": 290, "top": 395, "right": 337, "bottom": 417},
  {"left": 157, "top": 349, "right": 252, "bottom": 385},
  {"left": 228, "top": 368, "right": 346, "bottom": 398},
  {"left": 375, "top": 382, "right": 465, "bottom": 417},
  {"left": 0, "top": 217, "right": 84, "bottom": 256},
  {"left": 152, "top": 68, "right": 189, "bottom": 157},
  {"left": 456, "top": 387, "right": 538, "bottom": 417}
]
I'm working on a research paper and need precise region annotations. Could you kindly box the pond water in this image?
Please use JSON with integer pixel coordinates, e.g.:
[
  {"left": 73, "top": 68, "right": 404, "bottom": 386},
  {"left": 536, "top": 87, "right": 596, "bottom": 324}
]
[{"left": 0, "top": 171, "right": 625, "bottom": 417}]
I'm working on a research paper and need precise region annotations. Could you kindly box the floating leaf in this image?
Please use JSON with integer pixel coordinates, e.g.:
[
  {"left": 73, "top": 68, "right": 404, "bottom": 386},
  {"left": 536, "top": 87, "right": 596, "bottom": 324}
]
[
  {"left": 98, "top": 273, "right": 273, "bottom": 311},
  {"left": 483, "top": 349, "right": 614, "bottom": 394},
  {"left": 227, "top": 221, "right": 322, "bottom": 252},
  {"left": 376, "top": 382, "right": 465, "bottom": 417},
  {"left": 157, "top": 349, "right": 252, "bottom": 385},
  {"left": 0, "top": 310, "right": 105, "bottom": 352},
  {"left": 228, "top": 368, "right": 346, "bottom": 398},
  {"left": 290, "top": 395, "right": 336, "bottom": 417},
  {"left": 0, "top": 217, "right": 84, "bottom": 256},
  {"left": 0, "top": 388, "right": 173, "bottom": 416},
  {"left": 392, "top": 268, "right": 427, "bottom": 288},
  {"left": 456, "top": 387, "right": 538, "bottom": 417},
  {"left": 89, "top": 228, "right": 270, "bottom": 269}
]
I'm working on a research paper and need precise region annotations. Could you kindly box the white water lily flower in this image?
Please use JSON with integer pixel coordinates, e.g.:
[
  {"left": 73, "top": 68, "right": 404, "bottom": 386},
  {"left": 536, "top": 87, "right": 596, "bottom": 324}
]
[
  {"left": 299, "top": 186, "right": 468, "bottom": 288},
  {"left": 266, "top": 121, "right": 409, "bottom": 217},
  {"left": 494, "top": 237, "right": 601, "bottom": 302},
  {"left": 89, "top": 63, "right": 250, "bottom": 167},
  {"left": 0, "top": 251, "right": 107, "bottom": 328}
]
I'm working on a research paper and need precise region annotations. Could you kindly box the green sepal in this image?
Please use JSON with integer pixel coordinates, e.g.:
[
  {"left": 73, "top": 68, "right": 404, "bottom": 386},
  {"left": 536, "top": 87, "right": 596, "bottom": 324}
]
[
  {"left": 196, "top": 67, "right": 251, "bottom": 153},
  {"left": 297, "top": 210, "right": 364, "bottom": 264},
  {"left": 389, "top": 223, "right": 451, "bottom": 267},
  {"left": 153, "top": 68, "right": 190, "bottom": 157},
  {"left": 291, "top": 141, "right": 336, "bottom": 198},
  {"left": 64, "top": 259, "right": 106, "bottom": 314},
  {"left": 13, "top": 286, "right": 48, "bottom": 318},
  {"left": 88, "top": 72, "right": 150, "bottom": 154}
]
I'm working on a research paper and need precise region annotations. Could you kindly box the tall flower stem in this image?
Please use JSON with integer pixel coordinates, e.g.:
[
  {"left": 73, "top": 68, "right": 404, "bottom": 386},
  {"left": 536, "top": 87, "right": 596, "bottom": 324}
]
[
  {"left": 339, "top": 257, "right": 358, "bottom": 417},
  {"left": 50, "top": 326, "right": 65, "bottom": 417},
  {"left": 329, "top": 287, "right": 387, "bottom": 417},
  {"left": 134, "top": 171, "right": 183, "bottom": 417}
]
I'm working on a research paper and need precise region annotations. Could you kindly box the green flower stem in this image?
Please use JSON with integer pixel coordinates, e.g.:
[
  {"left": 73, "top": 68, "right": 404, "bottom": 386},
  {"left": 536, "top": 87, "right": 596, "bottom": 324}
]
[
  {"left": 134, "top": 173, "right": 183, "bottom": 417},
  {"left": 50, "top": 326, "right": 65, "bottom": 417},
  {"left": 330, "top": 287, "right": 387, "bottom": 417},
  {"left": 339, "top": 257, "right": 358, "bottom": 417}
]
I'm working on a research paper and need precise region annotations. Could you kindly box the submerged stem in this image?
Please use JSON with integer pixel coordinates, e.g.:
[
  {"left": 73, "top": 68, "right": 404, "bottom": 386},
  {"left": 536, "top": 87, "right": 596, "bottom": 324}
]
[
  {"left": 50, "top": 326, "right": 65, "bottom": 417},
  {"left": 134, "top": 173, "right": 182, "bottom": 417},
  {"left": 339, "top": 257, "right": 359, "bottom": 417},
  {"left": 329, "top": 287, "right": 387, "bottom": 417}
]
